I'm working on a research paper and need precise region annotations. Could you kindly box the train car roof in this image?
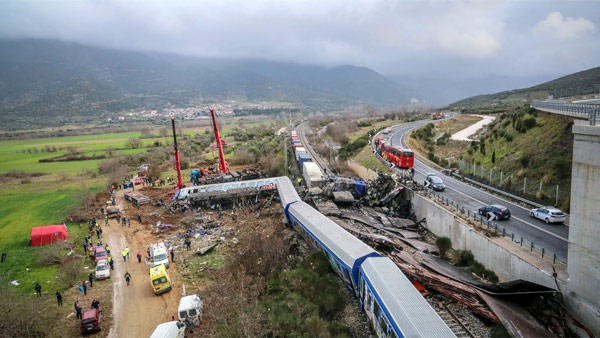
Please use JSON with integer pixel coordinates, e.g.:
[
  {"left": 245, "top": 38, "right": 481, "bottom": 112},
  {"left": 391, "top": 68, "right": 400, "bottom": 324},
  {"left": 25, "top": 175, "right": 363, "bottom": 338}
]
[
  {"left": 276, "top": 176, "right": 301, "bottom": 208},
  {"left": 361, "top": 257, "right": 456, "bottom": 338},
  {"left": 289, "top": 201, "right": 378, "bottom": 270}
]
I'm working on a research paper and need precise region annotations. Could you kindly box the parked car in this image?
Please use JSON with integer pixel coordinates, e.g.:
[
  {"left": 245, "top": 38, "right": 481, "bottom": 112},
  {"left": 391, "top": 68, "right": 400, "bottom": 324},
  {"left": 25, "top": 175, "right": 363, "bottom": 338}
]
[
  {"left": 89, "top": 246, "right": 97, "bottom": 260},
  {"left": 95, "top": 259, "right": 111, "bottom": 280},
  {"left": 149, "top": 321, "right": 185, "bottom": 338},
  {"left": 530, "top": 207, "right": 566, "bottom": 224},
  {"left": 94, "top": 246, "right": 108, "bottom": 262},
  {"left": 424, "top": 174, "right": 445, "bottom": 191},
  {"left": 134, "top": 176, "right": 143, "bottom": 185},
  {"left": 178, "top": 294, "right": 203, "bottom": 325},
  {"left": 478, "top": 204, "right": 511, "bottom": 220},
  {"left": 80, "top": 308, "right": 102, "bottom": 334}
]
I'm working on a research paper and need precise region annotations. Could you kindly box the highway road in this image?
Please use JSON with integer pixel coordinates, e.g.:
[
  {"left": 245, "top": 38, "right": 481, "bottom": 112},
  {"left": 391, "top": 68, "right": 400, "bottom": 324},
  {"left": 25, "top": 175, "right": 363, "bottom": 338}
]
[{"left": 387, "top": 119, "right": 570, "bottom": 262}]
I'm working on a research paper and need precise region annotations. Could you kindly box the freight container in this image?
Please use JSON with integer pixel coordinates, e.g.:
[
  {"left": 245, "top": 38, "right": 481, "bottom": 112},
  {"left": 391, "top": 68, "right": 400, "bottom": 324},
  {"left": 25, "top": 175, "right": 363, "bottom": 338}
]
[
  {"left": 302, "top": 162, "right": 325, "bottom": 189},
  {"left": 294, "top": 147, "right": 307, "bottom": 161},
  {"left": 297, "top": 153, "right": 312, "bottom": 170}
]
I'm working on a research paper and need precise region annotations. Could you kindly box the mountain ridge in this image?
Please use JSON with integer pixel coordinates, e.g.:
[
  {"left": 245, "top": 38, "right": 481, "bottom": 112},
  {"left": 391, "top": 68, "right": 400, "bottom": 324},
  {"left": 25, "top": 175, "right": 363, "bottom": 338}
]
[
  {"left": 449, "top": 66, "right": 600, "bottom": 109},
  {"left": 0, "top": 39, "right": 413, "bottom": 122}
]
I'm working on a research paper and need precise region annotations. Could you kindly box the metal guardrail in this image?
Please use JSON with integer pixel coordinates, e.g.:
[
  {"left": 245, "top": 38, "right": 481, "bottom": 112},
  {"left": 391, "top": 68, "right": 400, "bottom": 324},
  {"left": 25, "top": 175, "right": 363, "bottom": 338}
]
[
  {"left": 421, "top": 185, "right": 567, "bottom": 264},
  {"left": 531, "top": 101, "right": 600, "bottom": 125}
]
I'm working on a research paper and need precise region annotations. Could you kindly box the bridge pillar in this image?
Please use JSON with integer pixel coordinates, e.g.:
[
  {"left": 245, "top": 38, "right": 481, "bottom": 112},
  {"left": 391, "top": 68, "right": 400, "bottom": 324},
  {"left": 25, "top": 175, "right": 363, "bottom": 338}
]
[{"left": 566, "top": 121, "right": 600, "bottom": 335}]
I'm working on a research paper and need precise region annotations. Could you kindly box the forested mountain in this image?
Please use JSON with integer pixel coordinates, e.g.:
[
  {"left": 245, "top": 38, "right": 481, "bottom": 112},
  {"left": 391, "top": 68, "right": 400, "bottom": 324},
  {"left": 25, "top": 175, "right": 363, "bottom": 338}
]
[{"left": 0, "top": 39, "right": 412, "bottom": 122}]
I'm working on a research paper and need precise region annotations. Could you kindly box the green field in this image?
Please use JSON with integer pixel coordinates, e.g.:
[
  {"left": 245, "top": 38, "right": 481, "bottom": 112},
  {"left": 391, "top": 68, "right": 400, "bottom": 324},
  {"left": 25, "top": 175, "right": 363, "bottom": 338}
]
[{"left": 0, "top": 132, "right": 143, "bottom": 292}]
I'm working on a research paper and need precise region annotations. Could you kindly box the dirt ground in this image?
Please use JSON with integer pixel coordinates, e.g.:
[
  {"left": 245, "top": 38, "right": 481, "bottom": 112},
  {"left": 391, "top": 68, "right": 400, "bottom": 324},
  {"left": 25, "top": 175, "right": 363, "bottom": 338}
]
[{"left": 104, "top": 186, "right": 182, "bottom": 338}]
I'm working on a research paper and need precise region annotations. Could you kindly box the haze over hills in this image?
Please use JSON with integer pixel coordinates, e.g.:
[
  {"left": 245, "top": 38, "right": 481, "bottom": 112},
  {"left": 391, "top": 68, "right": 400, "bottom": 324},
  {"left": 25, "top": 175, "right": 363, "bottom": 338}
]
[
  {"left": 449, "top": 66, "right": 600, "bottom": 109},
  {"left": 0, "top": 39, "right": 413, "bottom": 123}
]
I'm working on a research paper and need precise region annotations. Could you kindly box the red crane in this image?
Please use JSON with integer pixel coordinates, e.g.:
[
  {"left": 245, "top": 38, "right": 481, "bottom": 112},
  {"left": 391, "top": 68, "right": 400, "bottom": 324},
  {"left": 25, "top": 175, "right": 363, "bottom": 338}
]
[
  {"left": 210, "top": 108, "right": 229, "bottom": 174},
  {"left": 171, "top": 116, "right": 183, "bottom": 189}
]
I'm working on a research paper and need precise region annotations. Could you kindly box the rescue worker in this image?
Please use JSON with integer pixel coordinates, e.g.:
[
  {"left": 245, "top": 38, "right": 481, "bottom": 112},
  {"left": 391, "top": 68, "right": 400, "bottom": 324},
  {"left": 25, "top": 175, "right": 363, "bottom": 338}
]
[
  {"left": 34, "top": 282, "right": 42, "bottom": 297},
  {"left": 297, "top": 177, "right": 302, "bottom": 186},
  {"left": 75, "top": 301, "right": 82, "bottom": 319},
  {"left": 105, "top": 244, "right": 110, "bottom": 255},
  {"left": 122, "top": 249, "right": 127, "bottom": 262},
  {"left": 124, "top": 271, "right": 131, "bottom": 286},
  {"left": 136, "top": 251, "right": 142, "bottom": 263},
  {"left": 125, "top": 247, "right": 130, "bottom": 259}
]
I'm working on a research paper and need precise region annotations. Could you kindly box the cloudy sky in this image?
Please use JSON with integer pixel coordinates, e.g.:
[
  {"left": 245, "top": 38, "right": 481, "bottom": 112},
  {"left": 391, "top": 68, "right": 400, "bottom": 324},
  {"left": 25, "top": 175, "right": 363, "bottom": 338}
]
[{"left": 1, "top": 0, "right": 599, "bottom": 102}]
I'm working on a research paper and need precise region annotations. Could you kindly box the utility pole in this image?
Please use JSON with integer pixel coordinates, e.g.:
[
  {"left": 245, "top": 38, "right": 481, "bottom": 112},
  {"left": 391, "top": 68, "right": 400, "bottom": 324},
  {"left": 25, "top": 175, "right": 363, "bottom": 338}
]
[{"left": 283, "top": 133, "right": 288, "bottom": 175}]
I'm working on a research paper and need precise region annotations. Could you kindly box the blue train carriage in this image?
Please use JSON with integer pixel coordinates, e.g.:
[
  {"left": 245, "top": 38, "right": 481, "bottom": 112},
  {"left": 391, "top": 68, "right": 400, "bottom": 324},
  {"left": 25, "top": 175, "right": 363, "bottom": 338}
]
[
  {"left": 358, "top": 257, "right": 456, "bottom": 338},
  {"left": 287, "top": 201, "right": 380, "bottom": 293},
  {"left": 275, "top": 176, "right": 301, "bottom": 216}
]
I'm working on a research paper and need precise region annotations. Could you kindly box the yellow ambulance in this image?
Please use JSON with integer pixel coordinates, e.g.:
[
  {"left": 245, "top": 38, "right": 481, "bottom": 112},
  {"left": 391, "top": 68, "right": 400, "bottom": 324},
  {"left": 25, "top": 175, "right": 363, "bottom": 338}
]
[{"left": 149, "top": 264, "right": 172, "bottom": 295}]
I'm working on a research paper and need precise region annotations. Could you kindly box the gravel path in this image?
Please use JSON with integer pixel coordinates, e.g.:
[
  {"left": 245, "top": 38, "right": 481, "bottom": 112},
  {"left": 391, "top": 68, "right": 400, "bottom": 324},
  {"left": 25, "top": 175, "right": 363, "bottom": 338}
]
[{"left": 450, "top": 115, "right": 495, "bottom": 141}]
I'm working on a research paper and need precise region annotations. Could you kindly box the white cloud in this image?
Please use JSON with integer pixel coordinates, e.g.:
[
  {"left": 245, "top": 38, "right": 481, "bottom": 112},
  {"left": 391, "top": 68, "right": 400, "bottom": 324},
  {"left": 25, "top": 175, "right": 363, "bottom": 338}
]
[
  {"left": 533, "top": 11, "right": 595, "bottom": 40},
  {"left": 436, "top": 29, "right": 501, "bottom": 59}
]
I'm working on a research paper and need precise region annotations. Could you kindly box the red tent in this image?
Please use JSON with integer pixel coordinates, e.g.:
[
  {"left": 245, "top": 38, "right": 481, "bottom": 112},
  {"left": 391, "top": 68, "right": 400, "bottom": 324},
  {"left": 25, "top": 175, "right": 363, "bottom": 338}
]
[{"left": 31, "top": 224, "right": 68, "bottom": 247}]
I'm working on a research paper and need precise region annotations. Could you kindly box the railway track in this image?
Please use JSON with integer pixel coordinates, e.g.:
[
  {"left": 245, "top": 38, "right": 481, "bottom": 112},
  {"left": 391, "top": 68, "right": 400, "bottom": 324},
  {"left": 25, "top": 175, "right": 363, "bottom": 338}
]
[
  {"left": 430, "top": 301, "right": 476, "bottom": 338},
  {"left": 296, "top": 122, "right": 332, "bottom": 176}
]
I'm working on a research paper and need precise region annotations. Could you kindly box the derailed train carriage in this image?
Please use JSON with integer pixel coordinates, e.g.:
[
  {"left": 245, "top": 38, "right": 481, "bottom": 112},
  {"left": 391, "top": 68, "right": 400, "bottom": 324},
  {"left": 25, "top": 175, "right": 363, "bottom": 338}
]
[
  {"left": 174, "top": 177, "right": 454, "bottom": 338},
  {"left": 276, "top": 177, "right": 455, "bottom": 338}
]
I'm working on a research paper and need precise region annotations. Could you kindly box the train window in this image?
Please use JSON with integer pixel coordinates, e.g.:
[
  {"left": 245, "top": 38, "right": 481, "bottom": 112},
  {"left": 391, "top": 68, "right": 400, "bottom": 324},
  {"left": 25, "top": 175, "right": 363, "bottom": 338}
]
[
  {"left": 257, "top": 180, "right": 264, "bottom": 187},
  {"left": 373, "top": 300, "right": 380, "bottom": 317},
  {"left": 240, "top": 183, "right": 247, "bottom": 188},
  {"left": 249, "top": 182, "right": 257, "bottom": 188},
  {"left": 379, "top": 314, "right": 390, "bottom": 337},
  {"left": 192, "top": 189, "right": 198, "bottom": 193}
]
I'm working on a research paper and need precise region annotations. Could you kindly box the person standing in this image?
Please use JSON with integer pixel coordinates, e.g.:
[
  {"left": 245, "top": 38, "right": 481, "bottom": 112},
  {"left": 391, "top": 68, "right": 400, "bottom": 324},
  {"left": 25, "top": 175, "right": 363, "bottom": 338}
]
[
  {"left": 108, "top": 256, "right": 114, "bottom": 270},
  {"left": 125, "top": 247, "right": 130, "bottom": 259},
  {"left": 105, "top": 216, "right": 109, "bottom": 226},
  {"left": 127, "top": 218, "right": 131, "bottom": 227},
  {"left": 105, "top": 244, "right": 110, "bottom": 255},
  {"left": 82, "top": 281, "right": 87, "bottom": 296},
  {"left": 88, "top": 273, "right": 94, "bottom": 288},
  {"left": 122, "top": 250, "right": 127, "bottom": 262},
  {"left": 98, "top": 227, "right": 103, "bottom": 239},
  {"left": 137, "top": 214, "right": 142, "bottom": 223},
  {"left": 34, "top": 282, "right": 42, "bottom": 297},
  {"left": 83, "top": 241, "right": 88, "bottom": 254},
  {"left": 95, "top": 227, "right": 100, "bottom": 239},
  {"left": 55, "top": 290, "right": 62, "bottom": 306},
  {"left": 124, "top": 271, "right": 131, "bottom": 286},
  {"left": 136, "top": 252, "right": 142, "bottom": 263},
  {"left": 75, "top": 301, "right": 82, "bottom": 319},
  {"left": 184, "top": 238, "right": 191, "bottom": 251},
  {"left": 170, "top": 247, "right": 175, "bottom": 263}
]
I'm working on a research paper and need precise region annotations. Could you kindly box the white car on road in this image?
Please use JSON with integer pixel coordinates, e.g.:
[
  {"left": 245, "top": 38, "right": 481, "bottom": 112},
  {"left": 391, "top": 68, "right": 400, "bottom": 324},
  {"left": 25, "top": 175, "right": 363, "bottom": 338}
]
[{"left": 530, "top": 207, "right": 566, "bottom": 224}]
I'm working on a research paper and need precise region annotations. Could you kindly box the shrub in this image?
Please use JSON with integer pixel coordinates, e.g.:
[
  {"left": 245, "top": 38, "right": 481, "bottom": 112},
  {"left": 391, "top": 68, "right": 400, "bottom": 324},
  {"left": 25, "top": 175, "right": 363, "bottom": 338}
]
[
  {"left": 519, "top": 155, "right": 529, "bottom": 168},
  {"left": 504, "top": 133, "right": 513, "bottom": 142},
  {"left": 522, "top": 117, "right": 537, "bottom": 130},
  {"left": 358, "top": 120, "right": 372, "bottom": 127},
  {"left": 456, "top": 250, "right": 474, "bottom": 267},
  {"left": 491, "top": 149, "right": 496, "bottom": 164},
  {"left": 127, "top": 137, "right": 143, "bottom": 149},
  {"left": 435, "top": 237, "right": 452, "bottom": 259},
  {"left": 180, "top": 161, "right": 189, "bottom": 170}
]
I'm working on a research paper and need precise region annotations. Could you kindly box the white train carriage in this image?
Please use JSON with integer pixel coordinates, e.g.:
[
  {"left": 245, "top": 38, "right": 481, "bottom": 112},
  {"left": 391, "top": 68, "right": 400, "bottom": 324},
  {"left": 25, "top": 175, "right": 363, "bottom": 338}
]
[
  {"left": 276, "top": 176, "right": 301, "bottom": 215},
  {"left": 287, "top": 201, "right": 380, "bottom": 293},
  {"left": 358, "top": 257, "right": 456, "bottom": 338}
]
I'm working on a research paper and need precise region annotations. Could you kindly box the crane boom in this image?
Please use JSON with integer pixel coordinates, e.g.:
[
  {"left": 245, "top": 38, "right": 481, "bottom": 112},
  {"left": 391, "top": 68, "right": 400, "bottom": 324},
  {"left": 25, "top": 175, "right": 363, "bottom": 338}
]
[
  {"left": 210, "top": 108, "right": 229, "bottom": 174},
  {"left": 171, "top": 116, "right": 183, "bottom": 189}
]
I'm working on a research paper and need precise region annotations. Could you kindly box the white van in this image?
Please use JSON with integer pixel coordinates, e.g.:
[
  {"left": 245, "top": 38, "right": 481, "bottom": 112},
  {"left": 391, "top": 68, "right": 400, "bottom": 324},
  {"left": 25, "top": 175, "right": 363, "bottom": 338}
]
[
  {"left": 150, "top": 242, "right": 170, "bottom": 268},
  {"left": 149, "top": 321, "right": 185, "bottom": 338},
  {"left": 178, "top": 294, "right": 203, "bottom": 325}
]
